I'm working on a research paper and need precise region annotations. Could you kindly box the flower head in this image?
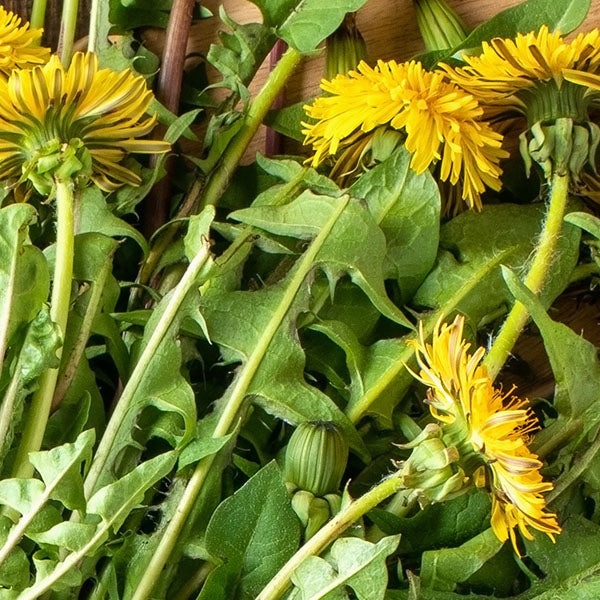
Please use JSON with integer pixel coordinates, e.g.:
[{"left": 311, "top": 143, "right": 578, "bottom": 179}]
[
  {"left": 442, "top": 27, "right": 600, "bottom": 185},
  {"left": 303, "top": 59, "right": 507, "bottom": 213},
  {"left": 409, "top": 315, "right": 560, "bottom": 552},
  {"left": 0, "top": 52, "right": 169, "bottom": 193},
  {"left": 0, "top": 7, "right": 50, "bottom": 76}
]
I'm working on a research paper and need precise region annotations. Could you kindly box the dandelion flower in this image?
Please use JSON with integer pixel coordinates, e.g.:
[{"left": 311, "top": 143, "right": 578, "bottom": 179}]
[
  {"left": 409, "top": 315, "right": 561, "bottom": 551},
  {"left": 0, "top": 52, "right": 169, "bottom": 193},
  {"left": 303, "top": 59, "right": 507, "bottom": 212},
  {"left": 443, "top": 26, "right": 600, "bottom": 185},
  {"left": 0, "top": 7, "right": 50, "bottom": 76}
]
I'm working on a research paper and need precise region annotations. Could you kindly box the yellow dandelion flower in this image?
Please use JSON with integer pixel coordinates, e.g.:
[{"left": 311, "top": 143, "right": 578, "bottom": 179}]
[
  {"left": 303, "top": 59, "right": 507, "bottom": 212},
  {"left": 442, "top": 26, "right": 600, "bottom": 109},
  {"left": 442, "top": 26, "right": 600, "bottom": 186},
  {"left": 0, "top": 52, "right": 169, "bottom": 193},
  {"left": 409, "top": 315, "right": 561, "bottom": 552},
  {"left": 0, "top": 7, "right": 50, "bottom": 76}
]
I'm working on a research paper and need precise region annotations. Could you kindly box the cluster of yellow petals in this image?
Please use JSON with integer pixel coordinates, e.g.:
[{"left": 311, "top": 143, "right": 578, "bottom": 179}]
[
  {"left": 303, "top": 60, "right": 507, "bottom": 211},
  {"left": 0, "top": 52, "right": 169, "bottom": 191},
  {"left": 0, "top": 7, "right": 49, "bottom": 77},
  {"left": 443, "top": 25, "right": 600, "bottom": 106},
  {"left": 410, "top": 315, "right": 561, "bottom": 552}
]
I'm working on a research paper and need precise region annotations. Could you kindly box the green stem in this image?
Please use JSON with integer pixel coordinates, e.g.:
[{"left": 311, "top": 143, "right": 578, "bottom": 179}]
[
  {"left": 172, "top": 562, "right": 214, "bottom": 600},
  {"left": 58, "top": 0, "right": 79, "bottom": 67},
  {"left": 200, "top": 47, "right": 302, "bottom": 209},
  {"left": 52, "top": 253, "right": 113, "bottom": 410},
  {"left": 11, "top": 179, "right": 75, "bottom": 479},
  {"left": 129, "top": 178, "right": 203, "bottom": 310},
  {"left": 87, "top": 0, "right": 100, "bottom": 53},
  {"left": 483, "top": 172, "right": 570, "bottom": 380},
  {"left": 129, "top": 196, "right": 349, "bottom": 600},
  {"left": 83, "top": 242, "right": 212, "bottom": 497},
  {"left": 256, "top": 474, "right": 405, "bottom": 600},
  {"left": 30, "top": 0, "right": 48, "bottom": 31}
]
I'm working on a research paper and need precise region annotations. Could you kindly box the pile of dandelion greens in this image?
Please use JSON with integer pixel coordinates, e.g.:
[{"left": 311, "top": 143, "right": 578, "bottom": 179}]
[{"left": 0, "top": 0, "right": 599, "bottom": 598}]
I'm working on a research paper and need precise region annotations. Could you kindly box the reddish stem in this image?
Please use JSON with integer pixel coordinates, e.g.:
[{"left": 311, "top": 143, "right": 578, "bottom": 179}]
[
  {"left": 264, "top": 39, "right": 288, "bottom": 157},
  {"left": 143, "top": 0, "right": 195, "bottom": 236}
]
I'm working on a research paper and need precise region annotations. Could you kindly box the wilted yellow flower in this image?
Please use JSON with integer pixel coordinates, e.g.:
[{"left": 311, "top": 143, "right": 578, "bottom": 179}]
[
  {"left": 0, "top": 52, "right": 169, "bottom": 192},
  {"left": 442, "top": 27, "right": 600, "bottom": 185},
  {"left": 409, "top": 315, "right": 560, "bottom": 552},
  {"left": 303, "top": 59, "right": 507, "bottom": 213},
  {"left": 0, "top": 7, "right": 50, "bottom": 76}
]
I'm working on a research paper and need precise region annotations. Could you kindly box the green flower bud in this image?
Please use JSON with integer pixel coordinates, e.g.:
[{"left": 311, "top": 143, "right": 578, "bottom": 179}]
[
  {"left": 520, "top": 117, "right": 600, "bottom": 182},
  {"left": 21, "top": 137, "right": 92, "bottom": 195},
  {"left": 325, "top": 13, "right": 367, "bottom": 79},
  {"left": 284, "top": 421, "right": 349, "bottom": 497},
  {"left": 305, "top": 497, "right": 331, "bottom": 540},
  {"left": 414, "top": 0, "right": 469, "bottom": 53}
]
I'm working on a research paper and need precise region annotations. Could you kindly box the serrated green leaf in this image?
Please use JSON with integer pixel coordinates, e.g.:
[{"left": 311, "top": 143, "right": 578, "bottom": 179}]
[
  {"left": 200, "top": 461, "right": 300, "bottom": 600},
  {"left": 178, "top": 414, "right": 234, "bottom": 470},
  {"left": 369, "top": 489, "right": 491, "bottom": 554},
  {"left": 521, "top": 516, "right": 600, "bottom": 599},
  {"left": 0, "top": 479, "right": 45, "bottom": 515},
  {"left": 0, "top": 517, "right": 29, "bottom": 590},
  {"left": 502, "top": 266, "right": 600, "bottom": 454},
  {"left": 79, "top": 187, "right": 148, "bottom": 254},
  {"left": 291, "top": 535, "right": 400, "bottom": 600},
  {"left": 265, "top": 100, "right": 309, "bottom": 142},
  {"left": 349, "top": 146, "right": 441, "bottom": 300},
  {"left": 232, "top": 191, "right": 412, "bottom": 328},
  {"left": 414, "top": 204, "right": 579, "bottom": 323},
  {"left": 420, "top": 528, "right": 503, "bottom": 592},
  {"left": 88, "top": 452, "right": 176, "bottom": 534},
  {"left": 28, "top": 522, "right": 97, "bottom": 553},
  {"left": 29, "top": 429, "right": 95, "bottom": 511},
  {"left": 0, "top": 204, "right": 38, "bottom": 365},
  {"left": 201, "top": 194, "right": 380, "bottom": 458},
  {"left": 207, "top": 8, "right": 275, "bottom": 101},
  {"left": 252, "top": 0, "right": 369, "bottom": 53}
]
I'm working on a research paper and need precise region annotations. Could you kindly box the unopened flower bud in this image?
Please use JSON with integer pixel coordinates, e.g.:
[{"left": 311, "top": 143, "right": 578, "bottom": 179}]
[
  {"left": 414, "top": 0, "right": 469, "bottom": 53},
  {"left": 284, "top": 421, "right": 349, "bottom": 497},
  {"left": 325, "top": 13, "right": 367, "bottom": 79}
]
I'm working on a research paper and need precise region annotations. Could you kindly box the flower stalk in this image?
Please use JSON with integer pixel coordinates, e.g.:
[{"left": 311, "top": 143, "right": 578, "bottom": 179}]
[
  {"left": 58, "top": 0, "right": 79, "bottom": 66},
  {"left": 11, "top": 178, "right": 75, "bottom": 479},
  {"left": 30, "top": 0, "right": 48, "bottom": 31},
  {"left": 200, "top": 46, "right": 302, "bottom": 209},
  {"left": 483, "top": 172, "right": 570, "bottom": 379}
]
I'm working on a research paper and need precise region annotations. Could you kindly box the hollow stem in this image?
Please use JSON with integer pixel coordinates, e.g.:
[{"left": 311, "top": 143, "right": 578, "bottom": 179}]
[
  {"left": 256, "top": 474, "right": 405, "bottom": 600},
  {"left": 11, "top": 179, "right": 75, "bottom": 479},
  {"left": 201, "top": 46, "right": 302, "bottom": 209},
  {"left": 58, "top": 0, "right": 79, "bottom": 66},
  {"left": 30, "top": 0, "right": 48, "bottom": 31},
  {"left": 143, "top": 0, "right": 195, "bottom": 235},
  {"left": 483, "top": 172, "right": 570, "bottom": 380},
  {"left": 52, "top": 252, "right": 113, "bottom": 410}
]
